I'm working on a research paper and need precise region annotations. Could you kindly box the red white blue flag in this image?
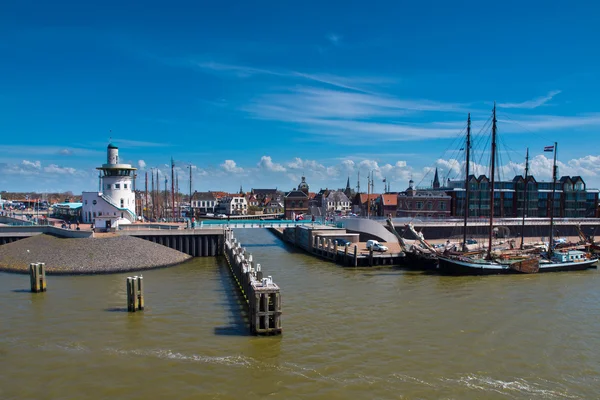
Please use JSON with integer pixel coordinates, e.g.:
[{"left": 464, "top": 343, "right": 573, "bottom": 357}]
[{"left": 544, "top": 145, "right": 554, "bottom": 152}]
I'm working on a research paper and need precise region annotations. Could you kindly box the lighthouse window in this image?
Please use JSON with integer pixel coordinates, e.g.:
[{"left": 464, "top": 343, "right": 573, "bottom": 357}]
[{"left": 115, "top": 184, "right": 120, "bottom": 189}]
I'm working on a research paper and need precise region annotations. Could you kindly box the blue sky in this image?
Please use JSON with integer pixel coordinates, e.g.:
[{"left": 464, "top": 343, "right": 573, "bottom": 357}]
[{"left": 1, "top": 0, "right": 600, "bottom": 194}]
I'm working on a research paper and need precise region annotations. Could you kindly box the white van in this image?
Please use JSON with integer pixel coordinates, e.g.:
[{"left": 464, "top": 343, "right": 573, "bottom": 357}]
[{"left": 366, "top": 240, "right": 388, "bottom": 252}]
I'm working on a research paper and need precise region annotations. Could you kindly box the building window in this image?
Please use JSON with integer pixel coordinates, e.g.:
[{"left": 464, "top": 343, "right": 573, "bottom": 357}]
[
  {"left": 440, "top": 202, "right": 446, "bottom": 210},
  {"left": 124, "top": 184, "right": 128, "bottom": 189},
  {"left": 120, "top": 199, "right": 124, "bottom": 207},
  {"left": 93, "top": 200, "right": 97, "bottom": 205},
  {"left": 115, "top": 184, "right": 120, "bottom": 189},
  {"left": 85, "top": 200, "right": 88, "bottom": 205},
  {"left": 416, "top": 202, "right": 423, "bottom": 209},
  {"left": 106, "top": 184, "right": 111, "bottom": 190}
]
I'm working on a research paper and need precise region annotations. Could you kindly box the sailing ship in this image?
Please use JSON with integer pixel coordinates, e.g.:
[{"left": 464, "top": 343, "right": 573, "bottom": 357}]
[
  {"left": 437, "top": 104, "right": 598, "bottom": 275},
  {"left": 386, "top": 218, "right": 439, "bottom": 270}
]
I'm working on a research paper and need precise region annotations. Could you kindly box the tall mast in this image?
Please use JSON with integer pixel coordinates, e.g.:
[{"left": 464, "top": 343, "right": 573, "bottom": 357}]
[
  {"left": 189, "top": 164, "right": 193, "bottom": 218},
  {"left": 151, "top": 170, "right": 155, "bottom": 219},
  {"left": 367, "top": 172, "right": 371, "bottom": 218},
  {"left": 462, "top": 113, "right": 471, "bottom": 252},
  {"left": 145, "top": 171, "right": 148, "bottom": 221},
  {"left": 171, "top": 158, "right": 176, "bottom": 220},
  {"left": 520, "top": 148, "right": 529, "bottom": 250},
  {"left": 548, "top": 142, "right": 558, "bottom": 253},
  {"left": 357, "top": 171, "right": 360, "bottom": 194},
  {"left": 487, "top": 103, "right": 497, "bottom": 260},
  {"left": 164, "top": 177, "right": 168, "bottom": 219}
]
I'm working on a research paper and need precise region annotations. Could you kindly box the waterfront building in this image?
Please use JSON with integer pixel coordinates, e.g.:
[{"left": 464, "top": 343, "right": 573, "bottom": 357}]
[
  {"left": 376, "top": 193, "right": 398, "bottom": 217},
  {"left": 445, "top": 174, "right": 599, "bottom": 218},
  {"left": 82, "top": 143, "right": 137, "bottom": 229},
  {"left": 396, "top": 179, "right": 451, "bottom": 219},
  {"left": 352, "top": 193, "right": 379, "bottom": 216},
  {"left": 250, "top": 188, "right": 279, "bottom": 201},
  {"left": 191, "top": 192, "right": 218, "bottom": 214},
  {"left": 215, "top": 196, "right": 248, "bottom": 215},
  {"left": 50, "top": 201, "right": 83, "bottom": 222},
  {"left": 284, "top": 177, "right": 309, "bottom": 219}
]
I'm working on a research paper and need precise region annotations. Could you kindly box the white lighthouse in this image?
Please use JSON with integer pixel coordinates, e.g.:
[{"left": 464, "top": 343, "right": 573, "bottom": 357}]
[{"left": 82, "top": 143, "right": 137, "bottom": 229}]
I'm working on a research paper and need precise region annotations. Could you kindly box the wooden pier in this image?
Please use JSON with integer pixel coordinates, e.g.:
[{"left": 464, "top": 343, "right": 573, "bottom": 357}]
[
  {"left": 274, "top": 226, "right": 406, "bottom": 267},
  {"left": 223, "top": 229, "right": 282, "bottom": 335}
]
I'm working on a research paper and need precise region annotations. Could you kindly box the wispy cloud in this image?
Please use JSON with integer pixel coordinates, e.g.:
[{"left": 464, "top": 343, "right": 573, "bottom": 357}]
[
  {"left": 498, "top": 90, "right": 561, "bottom": 109},
  {"left": 111, "top": 139, "right": 170, "bottom": 148},
  {"left": 244, "top": 86, "right": 467, "bottom": 141},
  {"left": 500, "top": 113, "right": 600, "bottom": 131},
  {"left": 192, "top": 60, "right": 391, "bottom": 93},
  {"left": 326, "top": 33, "right": 342, "bottom": 46}
]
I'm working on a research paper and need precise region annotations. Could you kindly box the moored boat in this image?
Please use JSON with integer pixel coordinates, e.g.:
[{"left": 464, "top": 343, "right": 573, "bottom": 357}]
[{"left": 437, "top": 105, "right": 598, "bottom": 275}]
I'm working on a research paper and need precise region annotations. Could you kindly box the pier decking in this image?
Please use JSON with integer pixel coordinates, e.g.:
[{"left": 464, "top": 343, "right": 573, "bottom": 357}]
[{"left": 272, "top": 225, "right": 405, "bottom": 267}]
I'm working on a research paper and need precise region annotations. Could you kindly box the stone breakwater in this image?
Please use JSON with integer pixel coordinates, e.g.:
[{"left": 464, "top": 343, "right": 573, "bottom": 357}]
[{"left": 0, "top": 234, "right": 192, "bottom": 275}]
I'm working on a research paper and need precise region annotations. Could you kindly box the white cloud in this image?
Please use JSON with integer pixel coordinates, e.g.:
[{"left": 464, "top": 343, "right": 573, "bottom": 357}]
[
  {"left": 22, "top": 160, "right": 41, "bottom": 169},
  {"left": 44, "top": 164, "right": 77, "bottom": 175},
  {"left": 59, "top": 149, "right": 73, "bottom": 156},
  {"left": 138, "top": 160, "right": 147, "bottom": 169},
  {"left": 257, "top": 156, "right": 286, "bottom": 172},
  {"left": 498, "top": 90, "right": 561, "bottom": 109},
  {"left": 221, "top": 159, "right": 244, "bottom": 173}
]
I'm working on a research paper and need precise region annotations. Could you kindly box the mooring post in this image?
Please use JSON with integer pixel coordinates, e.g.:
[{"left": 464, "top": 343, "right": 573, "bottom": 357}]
[
  {"left": 127, "top": 276, "right": 144, "bottom": 312},
  {"left": 137, "top": 276, "right": 144, "bottom": 310},
  {"left": 353, "top": 245, "right": 358, "bottom": 267},
  {"left": 126, "top": 277, "right": 134, "bottom": 312},
  {"left": 369, "top": 248, "right": 373, "bottom": 267},
  {"left": 334, "top": 242, "right": 339, "bottom": 262},
  {"left": 29, "top": 262, "right": 46, "bottom": 293},
  {"left": 344, "top": 244, "right": 349, "bottom": 266}
]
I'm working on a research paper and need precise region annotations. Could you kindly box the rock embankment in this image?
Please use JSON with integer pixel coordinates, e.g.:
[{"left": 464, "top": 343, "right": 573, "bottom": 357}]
[{"left": 0, "top": 234, "right": 192, "bottom": 275}]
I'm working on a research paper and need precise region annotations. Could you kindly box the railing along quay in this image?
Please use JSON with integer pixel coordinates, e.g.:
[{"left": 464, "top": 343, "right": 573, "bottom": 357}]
[{"left": 223, "top": 229, "right": 282, "bottom": 335}]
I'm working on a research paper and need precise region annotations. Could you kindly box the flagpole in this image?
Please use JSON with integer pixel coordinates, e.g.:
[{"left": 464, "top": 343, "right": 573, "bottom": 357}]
[{"left": 548, "top": 142, "right": 558, "bottom": 253}]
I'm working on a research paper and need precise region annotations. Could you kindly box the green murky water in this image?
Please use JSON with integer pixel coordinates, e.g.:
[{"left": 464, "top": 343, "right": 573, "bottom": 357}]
[{"left": 1, "top": 229, "right": 600, "bottom": 399}]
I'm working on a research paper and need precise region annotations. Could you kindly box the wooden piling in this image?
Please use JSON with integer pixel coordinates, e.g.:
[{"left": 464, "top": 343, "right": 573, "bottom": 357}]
[
  {"left": 127, "top": 276, "right": 144, "bottom": 312},
  {"left": 369, "top": 248, "right": 374, "bottom": 267},
  {"left": 334, "top": 242, "right": 339, "bottom": 262},
  {"left": 353, "top": 245, "right": 358, "bottom": 267},
  {"left": 29, "top": 262, "right": 46, "bottom": 293},
  {"left": 344, "top": 244, "right": 349, "bottom": 266}
]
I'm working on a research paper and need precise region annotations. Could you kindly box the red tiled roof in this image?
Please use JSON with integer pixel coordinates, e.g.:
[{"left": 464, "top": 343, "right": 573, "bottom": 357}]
[
  {"left": 381, "top": 194, "right": 397, "bottom": 206},
  {"left": 359, "top": 194, "right": 379, "bottom": 204}
]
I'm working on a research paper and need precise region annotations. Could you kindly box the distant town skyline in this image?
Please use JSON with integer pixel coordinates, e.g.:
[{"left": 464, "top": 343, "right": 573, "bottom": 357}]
[{"left": 2, "top": 1, "right": 600, "bottom": 193}]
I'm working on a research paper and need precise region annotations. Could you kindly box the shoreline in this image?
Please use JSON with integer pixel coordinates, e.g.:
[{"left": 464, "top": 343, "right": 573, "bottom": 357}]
[{"left": 0, "top": 234, "right": 192, "bottom": 275}]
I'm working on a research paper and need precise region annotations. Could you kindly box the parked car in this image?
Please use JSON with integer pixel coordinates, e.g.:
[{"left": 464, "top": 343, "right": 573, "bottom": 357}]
[
  {"left": 372, "top": 242, "right": 388, "bottom": 252},
  {"left": 333, "top": 238, "right": 352, "bottom": 247},
  {"left": 366, "top": 240, "right": 388, "bottom": 252}
]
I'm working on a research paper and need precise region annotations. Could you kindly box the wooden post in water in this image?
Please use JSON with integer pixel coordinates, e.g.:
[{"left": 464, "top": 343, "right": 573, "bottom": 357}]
[
  {"left": 334, "top": 242, "right": 339, "bottom": 262},
  {"left": 127, "top": 276, "right": 144, "bottom": 312},
  {"left": 29, "top": 262, "right": 46, "bottom": 293},
  {"left": 369, "top": 248, "right": 374, "bottom": 267},
  {"left": 344, "top": 244, "right": 349, "bottom": 266},
  {"left": 353, "top": 245, "right": 358, "bottom": 267}
]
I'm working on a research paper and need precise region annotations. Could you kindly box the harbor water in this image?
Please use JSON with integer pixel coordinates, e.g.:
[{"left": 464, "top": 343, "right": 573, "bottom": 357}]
[{"left": 1, "top": 228, "right": 600, "bottom": 399}]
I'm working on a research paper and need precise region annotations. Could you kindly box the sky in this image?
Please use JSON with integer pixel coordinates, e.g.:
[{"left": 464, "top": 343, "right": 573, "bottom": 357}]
[{"left": 1, "top": 0, "right": 600, "bottom": 195}]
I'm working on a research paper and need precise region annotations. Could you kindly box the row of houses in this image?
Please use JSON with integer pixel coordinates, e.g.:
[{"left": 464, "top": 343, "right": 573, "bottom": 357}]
[
  {"left": 283, "top": 172, "right": 600, "bottom": 220},
  {"left": 149, "top": 171, "right": 600, "bottom": 220}
]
